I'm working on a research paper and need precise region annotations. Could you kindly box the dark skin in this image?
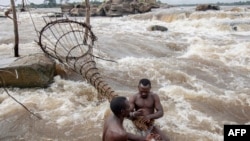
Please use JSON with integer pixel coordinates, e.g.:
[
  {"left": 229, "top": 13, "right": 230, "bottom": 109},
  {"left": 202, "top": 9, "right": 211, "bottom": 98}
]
[
  {"left": 103, "top": 100, "right": 158, "bottom": 141},
  {"left": 129, "top": 84, "right": 170, "bottom": 141}
]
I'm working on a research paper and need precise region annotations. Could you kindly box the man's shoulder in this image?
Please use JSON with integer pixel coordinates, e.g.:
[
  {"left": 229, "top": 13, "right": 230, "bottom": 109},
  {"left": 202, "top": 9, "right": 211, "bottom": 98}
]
[
  {"left": 150, "top": 92, "right": 158, "bottom": 96},
  {"left": 150, "top": 92, "right": 160, "bottom": 99}
]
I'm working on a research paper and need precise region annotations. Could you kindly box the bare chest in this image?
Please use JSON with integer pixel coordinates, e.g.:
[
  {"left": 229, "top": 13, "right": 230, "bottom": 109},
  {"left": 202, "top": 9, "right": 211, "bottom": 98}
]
[{"left": 134, "top": 97, "right": 154, "bottom": 109}]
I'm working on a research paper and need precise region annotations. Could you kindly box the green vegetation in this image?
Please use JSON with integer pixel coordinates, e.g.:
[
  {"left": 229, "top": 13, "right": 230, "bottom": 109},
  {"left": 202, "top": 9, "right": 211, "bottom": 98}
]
[
  {"left": 18, "top": 0, "right": 102, "bottom": 8},
  {"left": 217, "top": 1, "right": 250, "bottom": 5},
  {"left": 17, "top": 0, "right": 250, "bottom": 8}
]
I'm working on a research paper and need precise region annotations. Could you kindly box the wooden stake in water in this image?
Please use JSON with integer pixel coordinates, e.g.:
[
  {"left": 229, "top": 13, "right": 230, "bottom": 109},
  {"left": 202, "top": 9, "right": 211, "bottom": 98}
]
[
  {"left": 84, "top": 0, "right": 90, "bottom": 41},
  {"left": 10, "top": 0, "right": 19, "bottom": 57}
]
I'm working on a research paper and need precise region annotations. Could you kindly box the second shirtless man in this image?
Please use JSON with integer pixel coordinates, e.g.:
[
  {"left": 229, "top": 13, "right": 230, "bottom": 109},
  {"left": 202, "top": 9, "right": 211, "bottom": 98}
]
[{"left": 129, "top": 78, "right": 170, "bottom": 141}]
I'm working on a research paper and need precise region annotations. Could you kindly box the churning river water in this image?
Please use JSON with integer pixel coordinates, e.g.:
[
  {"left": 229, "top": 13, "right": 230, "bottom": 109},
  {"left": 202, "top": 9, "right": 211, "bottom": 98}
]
[{"left": 0, "top": 5, "right": 250, "bottom": 141}]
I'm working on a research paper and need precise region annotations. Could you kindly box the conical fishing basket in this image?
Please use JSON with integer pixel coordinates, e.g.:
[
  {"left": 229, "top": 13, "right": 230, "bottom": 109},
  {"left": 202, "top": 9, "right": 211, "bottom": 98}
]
[{"left": 38, "top": 18, "right": 116, "bottom": 101}]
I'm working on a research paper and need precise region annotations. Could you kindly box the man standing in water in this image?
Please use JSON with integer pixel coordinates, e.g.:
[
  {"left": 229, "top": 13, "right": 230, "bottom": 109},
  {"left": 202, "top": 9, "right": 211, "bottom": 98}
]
[
  {"left": 129, "top": 78, "right": 170, "bottom": 141},
  {"left": 103, "top": 96, "right": 159, "bottom": 141}
]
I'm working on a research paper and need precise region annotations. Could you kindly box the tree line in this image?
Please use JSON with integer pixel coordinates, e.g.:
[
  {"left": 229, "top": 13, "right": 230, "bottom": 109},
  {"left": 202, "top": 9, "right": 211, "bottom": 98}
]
[
  {"left": 217, "top": 1, "right": 250, "bottom": 5},
  {"left": 17, "top": 0, "right": 102, "bottom": 8},
  {"left": 17, "top": 0, "right": 250, "bottom": 8}
]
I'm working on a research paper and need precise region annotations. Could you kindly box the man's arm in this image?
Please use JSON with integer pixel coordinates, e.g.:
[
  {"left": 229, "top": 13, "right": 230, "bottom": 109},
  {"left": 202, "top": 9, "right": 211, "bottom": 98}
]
[
  {"left": 127, "top": 132, "right": 146, "bottom": 141},
  {"left": 128, "top": 132, "right": 161, "bottom": 141},
  {"left": 128, "top": 95, "right": 136, "bottom": 119},
  {"left": 148, "top": 94, "right": 164, "bottom": 120},
  {"left": 128, "top": 94, "right": 144, "bottom": 119},
  {"left": 105, "top": 131, "right": 128, "bottom": 141},
  {"left": 128, "top": 94, "right": 136, "bottom": 111},
  {"left": 128, "top": 95, "right": 140, "bottom": 119}
]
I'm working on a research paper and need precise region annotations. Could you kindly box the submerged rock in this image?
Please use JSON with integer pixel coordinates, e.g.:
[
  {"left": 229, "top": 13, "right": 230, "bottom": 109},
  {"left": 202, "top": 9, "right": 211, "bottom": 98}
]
[{"left": 148, "top": 25, "right": 168, "bottom": 32}]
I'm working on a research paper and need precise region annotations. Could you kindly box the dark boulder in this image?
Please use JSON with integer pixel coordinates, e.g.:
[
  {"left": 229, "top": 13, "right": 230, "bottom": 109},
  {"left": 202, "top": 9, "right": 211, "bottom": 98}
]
[
  {"left": 148, "top": 25, "right": 168, "bottom": 32},
  {"left": 61, "top": 0, "right": 160, "bottom": 17},
  {"left": 196, "top": 4, "right": 220, "bottom": 11}
]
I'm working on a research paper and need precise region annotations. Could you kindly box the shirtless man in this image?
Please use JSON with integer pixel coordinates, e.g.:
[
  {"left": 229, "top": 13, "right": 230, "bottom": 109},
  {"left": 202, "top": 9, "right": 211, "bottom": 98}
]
[
  {"left": 129, "top": 78, "right": 170, "bottom": 141},
  {"left": 103, "top": 96, "right": 159, "bottom": 141}
]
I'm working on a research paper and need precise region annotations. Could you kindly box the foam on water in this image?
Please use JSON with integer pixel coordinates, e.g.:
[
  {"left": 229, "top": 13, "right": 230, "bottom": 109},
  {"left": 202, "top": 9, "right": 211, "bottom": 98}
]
[{"left": 0, "top": 6, "right": 250, "bottom": 141}]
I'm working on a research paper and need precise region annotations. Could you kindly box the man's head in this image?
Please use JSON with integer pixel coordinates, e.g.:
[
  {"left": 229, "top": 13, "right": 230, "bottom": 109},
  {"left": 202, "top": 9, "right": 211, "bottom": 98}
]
[
  {"left": 138, "top": 78, "right": 151, "bottom": 99},
  {"left": 110, "top": 96, "right": 130, "bottom": 117}
]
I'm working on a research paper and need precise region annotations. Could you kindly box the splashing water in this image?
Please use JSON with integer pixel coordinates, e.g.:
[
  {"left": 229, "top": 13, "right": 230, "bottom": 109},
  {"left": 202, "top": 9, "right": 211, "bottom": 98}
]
[{"left": 0, "top": 6, "right": 250, "bottom": 141}]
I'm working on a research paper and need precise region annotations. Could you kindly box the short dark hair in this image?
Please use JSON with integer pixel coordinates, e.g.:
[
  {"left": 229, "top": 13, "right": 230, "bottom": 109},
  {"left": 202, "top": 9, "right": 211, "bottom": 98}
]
[
  {"left": 110, "top": 96, "right": 127, "bottom": 116},
  {"left": 139, "top": 78, "right": 151, "bottom": 87}
]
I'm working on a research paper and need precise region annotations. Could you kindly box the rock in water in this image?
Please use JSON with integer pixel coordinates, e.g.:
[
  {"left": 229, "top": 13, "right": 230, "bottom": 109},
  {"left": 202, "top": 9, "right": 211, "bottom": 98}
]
[
  {"left": 148, "top": 25, "right": 168, "bottom": 32},
  {"left": 0, "top": 53, "right": 55, "bottom": 88}
]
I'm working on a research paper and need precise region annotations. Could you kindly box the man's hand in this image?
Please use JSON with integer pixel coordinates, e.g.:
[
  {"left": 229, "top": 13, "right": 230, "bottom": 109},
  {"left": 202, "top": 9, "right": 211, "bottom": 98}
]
[
  {"left": 146, "top": 133, "right": 161, "bottom": 141},
  {"left": 133, "top": 109, "right": 144, "bottom": 117},
  {"left": 133, "top": 109, "right": 151, "bottom": 123},
  {"left": 140, "top": 115, "right": 151, "bottom": 123}
]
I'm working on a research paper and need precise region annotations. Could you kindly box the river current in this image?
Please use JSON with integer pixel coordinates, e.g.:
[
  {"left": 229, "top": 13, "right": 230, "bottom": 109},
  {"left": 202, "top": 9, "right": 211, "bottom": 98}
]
[{"left": 0, "top": 6, "right": 250, "bottom": 141}]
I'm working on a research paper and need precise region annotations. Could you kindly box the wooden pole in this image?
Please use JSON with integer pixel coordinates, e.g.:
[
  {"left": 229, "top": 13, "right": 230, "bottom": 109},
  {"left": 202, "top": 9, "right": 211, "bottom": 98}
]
[
  {"left": 85, "top": 0, "right": 90, "bottom": 26},
  {"left": 84, "top": 0, "right": 90, "bottom": 42},
  {"left": 10, "top": 0, "right": 19, "bottom": 57},
  {"left": 21, "top": 0, "right": 25, "bottom": 12}
]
